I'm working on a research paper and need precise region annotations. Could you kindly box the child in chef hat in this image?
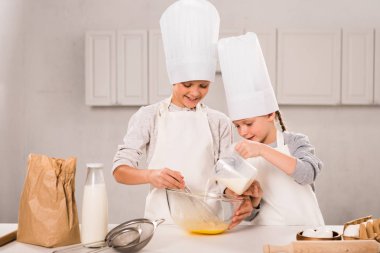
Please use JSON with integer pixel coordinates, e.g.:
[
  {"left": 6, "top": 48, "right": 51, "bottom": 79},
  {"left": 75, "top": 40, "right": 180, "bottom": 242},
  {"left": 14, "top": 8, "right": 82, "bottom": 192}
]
[
  {"left": 218, "top": 32, "right": 325, "bottom": 226},
  {"left": 113, "top": 0, "right": 257, "bottom": 226}
]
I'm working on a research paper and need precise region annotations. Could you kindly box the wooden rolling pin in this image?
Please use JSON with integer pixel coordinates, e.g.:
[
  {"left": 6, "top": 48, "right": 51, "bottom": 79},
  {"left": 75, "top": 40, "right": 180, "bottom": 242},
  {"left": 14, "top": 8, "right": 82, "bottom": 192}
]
[
  {"left": 0, "top": 230, "right": 17, "bottom": 246},
  {"left": 263, "top": 240, "right": 380, "bottom": 253}
]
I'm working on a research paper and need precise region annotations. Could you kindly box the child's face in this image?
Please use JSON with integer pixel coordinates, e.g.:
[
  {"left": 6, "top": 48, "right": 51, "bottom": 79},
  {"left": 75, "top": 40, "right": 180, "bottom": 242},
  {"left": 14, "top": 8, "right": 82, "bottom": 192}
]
[
  {"left": 171, "top": 81, "right": 210, "bottom": 109},
  {"left": 233, "top": 113, "right": 275, "bottom": 144}
]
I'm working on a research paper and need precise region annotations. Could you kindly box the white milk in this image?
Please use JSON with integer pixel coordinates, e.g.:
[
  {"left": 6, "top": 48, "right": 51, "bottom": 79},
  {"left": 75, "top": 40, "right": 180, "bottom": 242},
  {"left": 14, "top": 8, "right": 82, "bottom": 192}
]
[
  {"left": 81, "top": 183, "right": 108, "bottom": 245},
  {"left": 217, "top": 178, "right": 254, "bottom": 195}
]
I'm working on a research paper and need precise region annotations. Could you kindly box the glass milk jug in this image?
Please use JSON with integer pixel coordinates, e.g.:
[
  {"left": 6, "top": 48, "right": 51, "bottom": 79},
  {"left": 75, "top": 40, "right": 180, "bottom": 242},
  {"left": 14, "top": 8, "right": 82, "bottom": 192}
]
[
  {"left": 81, "top": 163, "right": 108, "bottom": 245},
  {"left": 214, "top": 154, "right": 258, "bottom": 195}
]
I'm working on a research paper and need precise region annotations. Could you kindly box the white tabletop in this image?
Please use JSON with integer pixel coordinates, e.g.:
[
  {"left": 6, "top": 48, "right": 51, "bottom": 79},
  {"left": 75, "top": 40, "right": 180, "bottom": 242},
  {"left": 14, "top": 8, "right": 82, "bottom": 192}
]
[{"left": 0, "top": 224, "right": 343, "bottom": 253}]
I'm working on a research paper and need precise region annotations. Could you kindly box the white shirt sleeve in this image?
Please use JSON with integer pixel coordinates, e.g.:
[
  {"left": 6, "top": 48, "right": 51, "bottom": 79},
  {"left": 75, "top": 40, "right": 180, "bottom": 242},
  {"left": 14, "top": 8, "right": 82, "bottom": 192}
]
[{"left": 112, "top": 105, "right": 157, "bottom": 172}]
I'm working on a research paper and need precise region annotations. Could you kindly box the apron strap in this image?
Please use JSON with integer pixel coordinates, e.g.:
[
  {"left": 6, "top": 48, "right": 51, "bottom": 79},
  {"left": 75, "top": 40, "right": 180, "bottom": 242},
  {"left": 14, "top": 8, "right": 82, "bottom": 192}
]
[
  {"left": 158, "top": 96, "right": 207, "bottom": 116},
  {"left": 157, "top": 97, "right": 172, "bottom": 116},
  {"left": 276, "top": 130, "right": 285, "bottom": 147}
]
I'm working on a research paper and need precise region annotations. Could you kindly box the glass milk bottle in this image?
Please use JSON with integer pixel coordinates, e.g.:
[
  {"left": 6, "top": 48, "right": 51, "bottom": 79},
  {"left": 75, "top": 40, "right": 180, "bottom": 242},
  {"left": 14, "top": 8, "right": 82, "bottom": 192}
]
[{"left": 81, "top": 163, "right": 108, "bottom": 245}]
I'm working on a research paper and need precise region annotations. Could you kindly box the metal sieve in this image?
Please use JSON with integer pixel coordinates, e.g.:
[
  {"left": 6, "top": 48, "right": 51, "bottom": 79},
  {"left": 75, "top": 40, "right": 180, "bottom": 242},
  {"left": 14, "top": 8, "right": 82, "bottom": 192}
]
[{"left": 53, "top": 218, "right": 164, "bottom": 253}]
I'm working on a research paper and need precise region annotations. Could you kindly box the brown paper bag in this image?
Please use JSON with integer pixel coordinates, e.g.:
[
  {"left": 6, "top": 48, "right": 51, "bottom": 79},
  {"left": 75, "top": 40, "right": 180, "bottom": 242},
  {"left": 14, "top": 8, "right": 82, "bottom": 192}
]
[{"left": 17, "top": 154, "right": 81, "bottom": 247}]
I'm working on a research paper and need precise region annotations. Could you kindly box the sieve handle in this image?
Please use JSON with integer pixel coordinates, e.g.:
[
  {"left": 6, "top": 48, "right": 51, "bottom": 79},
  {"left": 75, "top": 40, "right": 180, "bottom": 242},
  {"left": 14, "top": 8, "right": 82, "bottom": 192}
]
[
  {"left": 154, "top": 218, "right": 165, "bottom": 227},
  {"left": 52, "top": 243, "right": 84, "bottom": 253},
  {"left": 52, "top": 241, "right": 105, "bottom": 253},
  {"left": 86, "top": 246, "right": 110, "bottom": 253}
]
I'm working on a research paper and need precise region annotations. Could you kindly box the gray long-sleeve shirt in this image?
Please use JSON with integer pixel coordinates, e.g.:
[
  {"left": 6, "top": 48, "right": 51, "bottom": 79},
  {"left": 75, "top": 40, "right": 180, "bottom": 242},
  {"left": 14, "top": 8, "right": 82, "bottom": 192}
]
[{"left": 269, "top": 131, "right": 323, "bottom": 188}]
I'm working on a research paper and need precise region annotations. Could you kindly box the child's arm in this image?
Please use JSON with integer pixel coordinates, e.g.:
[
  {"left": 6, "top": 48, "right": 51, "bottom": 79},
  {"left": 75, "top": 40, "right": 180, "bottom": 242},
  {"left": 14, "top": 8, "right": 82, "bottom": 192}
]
[
  {"left": 286, "top": 133, "right": 323, "bottom": 185},
  {"left": 235, "top": 133, "right": 323, "bottom": 185},
  {"left": 235, "top": 140, "right": 297, "bottom": 175}
]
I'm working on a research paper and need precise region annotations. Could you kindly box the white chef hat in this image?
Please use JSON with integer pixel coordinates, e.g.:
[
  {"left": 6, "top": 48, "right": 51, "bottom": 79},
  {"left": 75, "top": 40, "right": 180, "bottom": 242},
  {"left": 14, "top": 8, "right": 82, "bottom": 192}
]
[
  {"left": 160, "top": 0, "right": 220, "bottom": 84},
  {"left": 218, "top": 32, "right": 279, "bottom": 121}
]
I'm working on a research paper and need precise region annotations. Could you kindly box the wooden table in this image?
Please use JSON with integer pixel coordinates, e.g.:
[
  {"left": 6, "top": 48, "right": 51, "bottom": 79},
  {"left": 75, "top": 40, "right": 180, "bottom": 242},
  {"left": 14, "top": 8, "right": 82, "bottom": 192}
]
[{"left": 0, "top": 223, "right": 343, "bottom": 253}]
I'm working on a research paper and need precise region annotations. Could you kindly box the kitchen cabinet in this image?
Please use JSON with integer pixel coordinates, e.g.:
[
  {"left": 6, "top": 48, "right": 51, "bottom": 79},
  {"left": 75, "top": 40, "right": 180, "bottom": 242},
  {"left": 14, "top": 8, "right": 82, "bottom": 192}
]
[
  {"left": 342, "top": 29, "right": 374, "bottom": 104},
  {"left": 85, "top": 30, "right": 148, "bottom": 106},
  {"left": 86, "top": 28, "right": 379, "bottom": 106},
  {"left": 375, "top": 29, "right": 380, "bottom": 104},
  {"left": 277, "top": 29, "right": 341, "bottom": 105}
]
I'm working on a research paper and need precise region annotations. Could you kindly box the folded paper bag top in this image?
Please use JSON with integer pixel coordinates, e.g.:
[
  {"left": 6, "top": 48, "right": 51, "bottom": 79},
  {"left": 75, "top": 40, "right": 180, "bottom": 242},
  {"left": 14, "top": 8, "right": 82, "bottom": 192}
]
[{"left": 17, "top": 154, "right": 80, "bottom": 248}]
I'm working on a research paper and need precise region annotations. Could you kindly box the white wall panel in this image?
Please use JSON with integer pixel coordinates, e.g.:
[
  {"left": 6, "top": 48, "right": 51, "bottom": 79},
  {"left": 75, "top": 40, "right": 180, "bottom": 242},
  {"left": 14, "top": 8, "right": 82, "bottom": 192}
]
[
  {"left": 342, "top": 29, "right": 374, "bottom": 104},
  {"left": 375, "top": 29, "right": 380, "bottom": 104}
]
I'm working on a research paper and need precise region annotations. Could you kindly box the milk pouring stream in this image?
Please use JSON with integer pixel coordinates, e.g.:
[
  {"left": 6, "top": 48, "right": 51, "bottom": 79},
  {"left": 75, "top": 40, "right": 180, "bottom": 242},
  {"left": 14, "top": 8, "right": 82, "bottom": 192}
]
[{"left": 81, "top": 163, "right": 108, "bottom": 245}]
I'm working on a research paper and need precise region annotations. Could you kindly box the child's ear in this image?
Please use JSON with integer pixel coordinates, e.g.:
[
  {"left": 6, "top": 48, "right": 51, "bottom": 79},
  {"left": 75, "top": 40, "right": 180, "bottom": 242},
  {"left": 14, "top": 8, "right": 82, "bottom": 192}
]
[{"left": 267, "top": 112, "right": 276, "bottom": 121}]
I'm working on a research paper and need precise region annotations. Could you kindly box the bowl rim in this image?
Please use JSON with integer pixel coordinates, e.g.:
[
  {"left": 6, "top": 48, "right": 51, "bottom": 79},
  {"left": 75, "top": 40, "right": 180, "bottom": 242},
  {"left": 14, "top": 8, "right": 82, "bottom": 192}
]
[{"left": 165, "top": 188, "right": 248, "bottom": 202}]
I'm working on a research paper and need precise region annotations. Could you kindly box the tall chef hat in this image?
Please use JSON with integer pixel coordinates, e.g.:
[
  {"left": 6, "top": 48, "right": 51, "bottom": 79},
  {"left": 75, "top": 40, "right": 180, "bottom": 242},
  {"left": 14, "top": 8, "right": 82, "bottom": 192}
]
[
  {"left": 218, "top": 32, "right": 279, "bottom": 121},
  {"left": 160, "top": 0, "right": 220, "bottom": 84}
]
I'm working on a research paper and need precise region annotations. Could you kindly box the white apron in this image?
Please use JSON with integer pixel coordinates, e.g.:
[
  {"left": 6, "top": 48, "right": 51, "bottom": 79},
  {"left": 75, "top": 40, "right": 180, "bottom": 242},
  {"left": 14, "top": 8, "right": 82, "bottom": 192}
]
[
  {"left": 144, "top": 98, "right": 215, "bottom": 223},
  {"left": 250, "top": 131, "right": 324, "bottom": 226}
]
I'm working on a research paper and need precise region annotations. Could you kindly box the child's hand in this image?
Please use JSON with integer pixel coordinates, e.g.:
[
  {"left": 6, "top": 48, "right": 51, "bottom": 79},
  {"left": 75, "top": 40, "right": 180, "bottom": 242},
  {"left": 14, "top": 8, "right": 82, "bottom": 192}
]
[
  {"left": 243, "top": 180, "right": 263, "bottom": 208},
  {"left": 147, "top": 168, "right": 185, "bottom": 189},
  {"left": 228, "top": 197, "right": 253, "bottom": 229},
  {"left": 235, "top": 140, "right": 263, "bottom": 159},
  {"left": 225, "top": 180, "right": 263, "bottom": 229},
  {"left": 225, "top": 186, "right": 252, "bottom": 229}
]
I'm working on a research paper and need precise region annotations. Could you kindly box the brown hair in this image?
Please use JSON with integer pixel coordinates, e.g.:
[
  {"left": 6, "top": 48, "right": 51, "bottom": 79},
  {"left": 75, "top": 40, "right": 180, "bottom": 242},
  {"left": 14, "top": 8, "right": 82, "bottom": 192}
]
[{"left": 275, "top": 111, "right": 286, "bottom": 132}]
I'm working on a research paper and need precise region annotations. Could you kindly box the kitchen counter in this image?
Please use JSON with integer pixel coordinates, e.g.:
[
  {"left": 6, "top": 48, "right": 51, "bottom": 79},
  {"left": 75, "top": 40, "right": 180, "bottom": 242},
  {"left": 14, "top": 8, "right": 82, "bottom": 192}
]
[{"left": 0, "top": 223, "right": 343, "bottom": 253}]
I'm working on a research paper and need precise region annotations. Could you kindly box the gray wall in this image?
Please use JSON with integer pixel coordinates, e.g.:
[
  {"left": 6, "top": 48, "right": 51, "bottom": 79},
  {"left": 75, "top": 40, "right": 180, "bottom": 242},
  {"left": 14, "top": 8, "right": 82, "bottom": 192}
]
[{"left": 1, "top": 0, "right": 379, "bottom": 225}]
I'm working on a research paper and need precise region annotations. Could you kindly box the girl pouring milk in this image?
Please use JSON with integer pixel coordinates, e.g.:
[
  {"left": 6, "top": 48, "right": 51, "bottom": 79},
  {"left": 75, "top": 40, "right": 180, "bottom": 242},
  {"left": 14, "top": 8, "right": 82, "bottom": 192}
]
[
  {"left": 218, "top": 32, "right": 325, "bottom": 226},
  {"left": 113, "top": 0, "right": 259, "bottom": 226}
]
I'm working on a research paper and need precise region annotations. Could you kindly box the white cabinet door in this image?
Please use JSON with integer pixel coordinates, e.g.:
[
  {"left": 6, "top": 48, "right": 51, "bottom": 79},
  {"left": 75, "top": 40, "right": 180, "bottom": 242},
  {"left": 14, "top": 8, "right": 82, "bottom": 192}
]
[
  {"left": 85, "top": 31, "right": 116, "bottom": 105},
  {"left": 375, "top": 29, "right": 380, "bottom": 104},
  {"left": 342, "top": 29, "right": 374, "bottom": 104},
  {"left": 245, "top": 28, "right": 277, "bottom": 91},
  {"left": 277, "top": 29, "right": 341, "bottom": 105},
  {"left": 86, "top": 30, "right": 148, "bottom": 106},
  {"left": 148, "top": 30, "right": 171, "bottom": 104},
  {"left": 117, "top": 30, "right": 148, "bottom": 105}
]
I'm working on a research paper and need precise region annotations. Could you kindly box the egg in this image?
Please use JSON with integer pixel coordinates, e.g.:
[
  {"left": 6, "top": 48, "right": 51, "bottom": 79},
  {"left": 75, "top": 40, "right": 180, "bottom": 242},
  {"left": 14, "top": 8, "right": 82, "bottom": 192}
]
[
  {"left": 302, "top": 228, "right": 334, "bottom": 238},
  {"left": 344, "top": 224, "right": 360, "bottom": 237},
  {"left": 302, "top": 229, "right": 317, "bottom": 237},
  {"left": 314, "top": 228, "right": 333, "bottom": 238}
]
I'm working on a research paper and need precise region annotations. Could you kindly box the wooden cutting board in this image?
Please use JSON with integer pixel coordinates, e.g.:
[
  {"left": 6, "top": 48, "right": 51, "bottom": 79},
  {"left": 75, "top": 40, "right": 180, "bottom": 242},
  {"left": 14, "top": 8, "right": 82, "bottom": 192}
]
[{"left": 264, "top": 240, "right": 380, "bottom": 253}]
